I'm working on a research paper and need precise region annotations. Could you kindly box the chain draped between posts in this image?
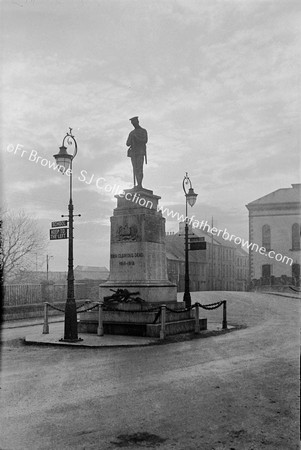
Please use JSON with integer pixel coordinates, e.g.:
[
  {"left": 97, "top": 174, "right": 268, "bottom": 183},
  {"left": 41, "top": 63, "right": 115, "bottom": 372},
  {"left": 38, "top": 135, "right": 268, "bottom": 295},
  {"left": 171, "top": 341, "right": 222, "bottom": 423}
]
[
  {"left": 43, "top": 301, "right": 100, "bottom": 314},
  {"left": 46, "top": 303, "right": 65, "bottom": 313},
  {"left": 195, "top": 301, "right": 225, "bottom": 310},
  {"left": 76, "top": 302, "right": 99, "bottom": 312},
  {"left": 164, "top": 300, "right": 224, "bottom": 313},
  {"left": 42, "top": 301, "right": 101, "bottom": 334},
  {"left": 42, "top": 300, "right": 227, "bottom": 337}
]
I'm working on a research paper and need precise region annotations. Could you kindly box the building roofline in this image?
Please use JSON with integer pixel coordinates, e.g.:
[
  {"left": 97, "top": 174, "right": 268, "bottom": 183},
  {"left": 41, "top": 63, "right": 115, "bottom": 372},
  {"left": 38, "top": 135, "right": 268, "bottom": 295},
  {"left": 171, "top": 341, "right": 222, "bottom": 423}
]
[{"left": 246, "top": 184, "right": 301, "bottom": 209}]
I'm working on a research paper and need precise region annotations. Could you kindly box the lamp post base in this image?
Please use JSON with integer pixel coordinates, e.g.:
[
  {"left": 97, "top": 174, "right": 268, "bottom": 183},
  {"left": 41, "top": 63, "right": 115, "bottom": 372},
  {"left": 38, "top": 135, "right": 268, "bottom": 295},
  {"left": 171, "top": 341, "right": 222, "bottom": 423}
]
[
  {"left": 183, "top": 292, "right": 191, "bottom": 309},
  {"left": 64, "top": 298, "right": 79, "bottom": 341},
  {"left": 59, "top": 337, "right": 83, "bottom": 343}
]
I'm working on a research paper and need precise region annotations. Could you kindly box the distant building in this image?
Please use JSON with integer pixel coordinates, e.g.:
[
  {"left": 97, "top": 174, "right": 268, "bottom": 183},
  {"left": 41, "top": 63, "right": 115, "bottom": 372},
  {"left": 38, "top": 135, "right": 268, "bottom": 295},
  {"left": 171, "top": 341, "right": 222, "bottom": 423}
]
[
  {"left": 166, "top": 222, "right": 248, "bottom": 292},
  {"left": 165, "top": 234, "right": 207, "bottom": 292},
  {"left": 246, "top": 183, "right": 301, "bottom": 288}
]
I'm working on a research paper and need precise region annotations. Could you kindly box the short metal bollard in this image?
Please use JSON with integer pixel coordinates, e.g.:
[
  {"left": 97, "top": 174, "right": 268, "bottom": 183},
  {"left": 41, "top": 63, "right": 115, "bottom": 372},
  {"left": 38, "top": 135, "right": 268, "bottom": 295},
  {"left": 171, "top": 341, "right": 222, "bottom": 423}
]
[
  {"left": 160, "top": 304, "right": 166, "bottom": 340},
  {"left": 97, "top": 303, "right": 104, "bottom": 336},
  {"left": 222, "top": 300, "right": 227, "bottom": 329},
  {"left": 194, "top": 303, "right": 200, "bottom": 334},
  {"left": 43, "top": 302, "right": 49, "bottom": 334}
]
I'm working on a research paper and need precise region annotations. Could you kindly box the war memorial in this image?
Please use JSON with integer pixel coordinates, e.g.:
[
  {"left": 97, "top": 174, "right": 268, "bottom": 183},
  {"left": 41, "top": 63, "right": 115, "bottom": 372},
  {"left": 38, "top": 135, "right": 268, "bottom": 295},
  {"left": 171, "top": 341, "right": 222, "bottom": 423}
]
[{"left": 79, "top": 117, "right": 207, "bottom": 337}]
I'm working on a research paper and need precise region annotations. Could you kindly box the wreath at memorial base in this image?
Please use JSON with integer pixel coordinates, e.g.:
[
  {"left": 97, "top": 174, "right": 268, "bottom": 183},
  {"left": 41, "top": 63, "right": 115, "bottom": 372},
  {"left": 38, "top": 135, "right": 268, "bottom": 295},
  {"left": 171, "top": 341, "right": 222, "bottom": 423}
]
[{"left": 104, "top": 288, "right": 145, "bottom": 304}]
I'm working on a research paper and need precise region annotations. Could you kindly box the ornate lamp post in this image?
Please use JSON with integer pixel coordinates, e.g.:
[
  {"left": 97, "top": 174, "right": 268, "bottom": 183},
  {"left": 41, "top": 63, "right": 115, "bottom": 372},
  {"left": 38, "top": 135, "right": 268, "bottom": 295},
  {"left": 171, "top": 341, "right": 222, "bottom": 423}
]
[
  {"left": 53, "top": 128, "right": 81, "bottom": 342},
  {"left": 183, "top": 172, "right": 198, "bottom": 308}
]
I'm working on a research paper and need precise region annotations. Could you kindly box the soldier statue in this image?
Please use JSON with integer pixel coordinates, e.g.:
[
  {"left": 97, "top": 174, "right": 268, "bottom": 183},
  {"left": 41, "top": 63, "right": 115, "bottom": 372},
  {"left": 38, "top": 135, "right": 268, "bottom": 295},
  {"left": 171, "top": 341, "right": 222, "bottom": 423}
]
[{"left": 126, "top": 116, "right": 148, "bottom": 188}]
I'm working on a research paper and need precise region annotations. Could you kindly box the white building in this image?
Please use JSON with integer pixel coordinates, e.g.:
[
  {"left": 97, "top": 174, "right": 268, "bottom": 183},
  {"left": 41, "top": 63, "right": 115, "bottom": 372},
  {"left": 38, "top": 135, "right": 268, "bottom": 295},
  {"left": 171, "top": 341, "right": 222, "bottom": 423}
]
[{"left": 246, "top": 183, "right": 301, "bottom": 287}]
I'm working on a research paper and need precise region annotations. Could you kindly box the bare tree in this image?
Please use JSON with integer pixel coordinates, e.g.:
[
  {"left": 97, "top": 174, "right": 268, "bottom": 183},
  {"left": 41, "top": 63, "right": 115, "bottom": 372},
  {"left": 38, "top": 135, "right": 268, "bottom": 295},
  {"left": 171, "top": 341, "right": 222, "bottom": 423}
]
[{"left": 0, "top": 209, "right": 47, "bottom": 281}]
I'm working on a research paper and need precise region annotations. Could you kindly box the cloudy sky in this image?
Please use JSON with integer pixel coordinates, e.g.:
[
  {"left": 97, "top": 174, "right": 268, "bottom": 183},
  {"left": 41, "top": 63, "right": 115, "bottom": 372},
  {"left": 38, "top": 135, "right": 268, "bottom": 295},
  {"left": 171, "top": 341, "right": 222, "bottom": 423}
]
[{"left": 1, "top": 0, "right": 300, "bottom": 271}]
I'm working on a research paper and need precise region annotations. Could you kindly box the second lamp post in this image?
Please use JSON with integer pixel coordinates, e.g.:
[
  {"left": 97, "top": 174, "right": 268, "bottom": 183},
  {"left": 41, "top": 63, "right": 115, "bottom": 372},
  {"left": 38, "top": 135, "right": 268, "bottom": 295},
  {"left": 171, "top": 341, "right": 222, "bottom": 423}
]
[{"left": 182, "top": 172, "right": 198, "bottom": 308}]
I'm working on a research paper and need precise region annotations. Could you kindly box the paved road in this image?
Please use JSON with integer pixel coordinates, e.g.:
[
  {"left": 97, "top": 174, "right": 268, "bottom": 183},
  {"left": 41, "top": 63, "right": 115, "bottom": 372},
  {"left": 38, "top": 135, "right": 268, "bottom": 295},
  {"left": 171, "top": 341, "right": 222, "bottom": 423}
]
[{"left": 0, "top": 292, "right": 299, "bottom": 450}]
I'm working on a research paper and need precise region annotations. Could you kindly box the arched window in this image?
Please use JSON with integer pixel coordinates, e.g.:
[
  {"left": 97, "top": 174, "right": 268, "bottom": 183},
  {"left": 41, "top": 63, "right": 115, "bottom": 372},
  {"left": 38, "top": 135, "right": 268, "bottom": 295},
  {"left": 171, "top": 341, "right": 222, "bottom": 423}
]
[
  {"left": 292, "top": 223, "right": 300, "bottom": 250},
  {"left": 262, "top": 224, "right": 271, "bottom": 250}
]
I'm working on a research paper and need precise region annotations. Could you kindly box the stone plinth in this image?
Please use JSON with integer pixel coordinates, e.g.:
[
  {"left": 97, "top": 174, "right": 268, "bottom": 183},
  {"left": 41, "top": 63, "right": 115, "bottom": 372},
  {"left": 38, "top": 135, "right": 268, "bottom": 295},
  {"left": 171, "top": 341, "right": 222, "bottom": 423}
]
[
  {"left": 78, "top": 306, "right": 208, "bottom": 337},
  {"left": 99, "top": 187, "right": 177, "bottom": 304}
]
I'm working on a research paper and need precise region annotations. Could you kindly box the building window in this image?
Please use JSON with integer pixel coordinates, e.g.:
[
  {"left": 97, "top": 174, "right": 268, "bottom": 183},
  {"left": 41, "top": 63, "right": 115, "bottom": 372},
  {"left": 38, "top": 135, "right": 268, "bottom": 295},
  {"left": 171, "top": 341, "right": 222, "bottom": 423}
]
[
  {"left": 262, "top": 224, "right": 271, "bottom": 250},
  {"left": 292, "top": 263, "right": 300, "bottom": 278},
  {"left": 292, "top": 264, "right": 300, "bottom": 287},
  {"left": 292, "top": 223, "right": 300, "bottom": 250},
  {"left": 262, "top": 264, "right": 271, "bottom": 278}
]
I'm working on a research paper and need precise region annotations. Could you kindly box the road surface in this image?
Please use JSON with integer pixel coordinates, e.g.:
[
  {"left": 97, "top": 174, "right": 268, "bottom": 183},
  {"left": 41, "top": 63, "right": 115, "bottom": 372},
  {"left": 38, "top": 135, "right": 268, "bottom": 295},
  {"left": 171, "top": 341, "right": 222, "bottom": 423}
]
[{"left": 0, "top": 291, "right": 299, "bottom": 449}]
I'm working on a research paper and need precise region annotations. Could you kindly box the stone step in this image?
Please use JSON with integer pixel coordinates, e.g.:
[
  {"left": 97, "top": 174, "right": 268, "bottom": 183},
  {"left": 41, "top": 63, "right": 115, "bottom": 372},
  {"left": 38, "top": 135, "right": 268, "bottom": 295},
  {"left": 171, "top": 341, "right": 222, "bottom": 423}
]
[
  {"left": 147, "top": 318, "right": 207, "bottom": 338},
  {"left": 79, "top": 308, "right": 194, "bottom": 325},
  {"left": 78, "top": 317, "right": 207, "bottom": 337}
]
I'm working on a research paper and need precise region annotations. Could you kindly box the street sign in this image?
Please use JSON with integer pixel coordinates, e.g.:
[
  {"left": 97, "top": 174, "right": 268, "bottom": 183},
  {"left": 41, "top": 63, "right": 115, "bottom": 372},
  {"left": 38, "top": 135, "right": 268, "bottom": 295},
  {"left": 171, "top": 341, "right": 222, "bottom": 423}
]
[
  {"left": 50, "top": 228, "right": 68, "bottom": 240},
  {"left": 190, "top": 241, "right": 207, "bottom": 251},
  {"left": 51, "top": 220, "right": 68, "bottom": 228},
  {"left": 189, "top": 236, "right": 205, "bottom": 242}
]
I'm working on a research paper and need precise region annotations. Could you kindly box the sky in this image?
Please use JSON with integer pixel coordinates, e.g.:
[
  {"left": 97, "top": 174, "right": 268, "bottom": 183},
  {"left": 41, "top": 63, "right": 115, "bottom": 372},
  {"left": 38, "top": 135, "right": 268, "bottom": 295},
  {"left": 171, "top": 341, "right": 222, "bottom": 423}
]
[{"left": 1, "top": 0, "right": 300, "bottom": 272}]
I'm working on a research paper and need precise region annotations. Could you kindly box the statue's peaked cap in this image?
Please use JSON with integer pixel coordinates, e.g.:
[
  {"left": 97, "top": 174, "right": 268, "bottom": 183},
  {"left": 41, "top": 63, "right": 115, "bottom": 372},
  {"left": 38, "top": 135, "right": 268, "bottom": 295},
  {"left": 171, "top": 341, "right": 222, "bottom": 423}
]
[{"left": 129, "top": 116, "right": 139, "bottom": 121}]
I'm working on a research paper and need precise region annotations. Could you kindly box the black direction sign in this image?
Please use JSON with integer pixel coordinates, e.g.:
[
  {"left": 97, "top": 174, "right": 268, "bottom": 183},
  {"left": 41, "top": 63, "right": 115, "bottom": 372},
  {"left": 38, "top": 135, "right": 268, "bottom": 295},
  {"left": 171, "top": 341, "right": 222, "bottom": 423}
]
[
  {"left": 190, "top": 241, "right": 207, "bottom": 251},
  {"left": 50, "top": 228, "right": 68, "bottom": 240},
  {"left": 51, "top": 220, "right": 68, "bottom": 228}
]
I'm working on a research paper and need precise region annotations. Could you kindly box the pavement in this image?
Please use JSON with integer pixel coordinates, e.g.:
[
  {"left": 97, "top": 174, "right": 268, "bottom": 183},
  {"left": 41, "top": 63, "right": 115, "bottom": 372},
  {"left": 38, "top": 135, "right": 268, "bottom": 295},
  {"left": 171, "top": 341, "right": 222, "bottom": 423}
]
[
  {"left": 2, "top": 315, "right": 65, "bottom": 329},
  {"left": 24, "top": 321, "right": 160, "bottom": 347},
  {"left": 1, "top": 317, "right": 157, "bottom": 347},
  {"left": 1, "top": 314, "right": 228, "bottom": 348},
  {"left": 265, "top": 290, "right": 301, "bottom": 299}
]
